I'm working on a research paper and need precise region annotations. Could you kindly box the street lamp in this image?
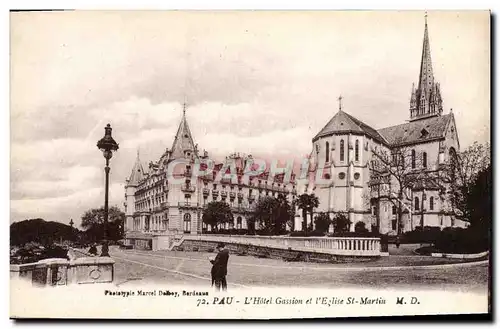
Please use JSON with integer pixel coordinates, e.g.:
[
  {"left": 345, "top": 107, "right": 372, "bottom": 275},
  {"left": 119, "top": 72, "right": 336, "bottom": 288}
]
[{"left": 97, "top": 123, "right": 119, "bottom": 257}]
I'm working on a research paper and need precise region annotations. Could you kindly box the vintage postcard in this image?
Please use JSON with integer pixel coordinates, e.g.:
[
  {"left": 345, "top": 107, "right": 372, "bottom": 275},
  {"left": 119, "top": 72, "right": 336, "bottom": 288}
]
[{"left": 10, "top": 10, "right": 491, "bottom": 319}]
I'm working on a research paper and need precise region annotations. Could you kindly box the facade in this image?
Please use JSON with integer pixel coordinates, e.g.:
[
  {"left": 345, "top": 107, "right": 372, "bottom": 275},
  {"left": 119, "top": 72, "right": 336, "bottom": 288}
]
[
  {"left": 124, "top": 106, "right": 298, "bottom": 250},
  {"left": 303, "top": 18, "right": 466, "bottom": 234},
  {"left": 124, "top": 17, "right": 466, "bottom": 249}
]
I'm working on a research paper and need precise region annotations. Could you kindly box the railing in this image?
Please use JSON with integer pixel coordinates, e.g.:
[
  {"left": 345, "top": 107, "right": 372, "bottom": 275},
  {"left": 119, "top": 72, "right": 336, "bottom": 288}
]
[
  {"left": 181, "top": 184, "right": 195, "bottom": 193},
  {"left": 181, "top": 234, "right": 381, "bottom": 257},
  {"left": 178, "top": 202, "right": 199, "bottom": 208}
]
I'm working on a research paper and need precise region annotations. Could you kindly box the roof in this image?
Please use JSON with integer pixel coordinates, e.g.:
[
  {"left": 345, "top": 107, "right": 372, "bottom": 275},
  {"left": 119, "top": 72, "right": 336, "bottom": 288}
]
[
  {"left": 127, "top": 152, "right": 145, "bottom": 186},
  {"left": 313, "top": 110, "right": 388, "bottom": 145},
  {"left": 170, "top": 110, "right": 196, "bottom": 159},
  {"left": 378, "top": 114, "right": 452, "bottom": 147}
]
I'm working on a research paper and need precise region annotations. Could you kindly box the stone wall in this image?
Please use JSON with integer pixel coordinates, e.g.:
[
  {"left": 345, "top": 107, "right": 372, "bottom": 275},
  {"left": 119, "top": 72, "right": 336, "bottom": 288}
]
[{"left": 174, "top": 239, "right": 376, "bottom": 263}]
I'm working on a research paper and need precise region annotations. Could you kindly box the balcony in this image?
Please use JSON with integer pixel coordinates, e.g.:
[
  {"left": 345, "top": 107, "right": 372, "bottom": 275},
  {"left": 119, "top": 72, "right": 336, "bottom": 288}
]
[
  {"left": 212, "top": 190, "right": 219, "bottom": 197},
  {"left": 178, "top": 202, "right": 199, "bottom": 208},
  {"left": 237, "top": 192, "right": 244, "bottom": 199},
  {"left": 153, "top": 205, "right": 162, "bottom": 212},
  {"left": 181, "top": 184, "right": 195, "bottom": 193},
  {"left": 221, "top": 191, "right": 228, "bottom": 198},
  {"left": 161, "top": 202, "right": 169, "bottom": 210},
  {"left": 248, "top": 194, "right": 255, "bottom": 201},
  {"left": 231, "top": 205, "right": 250, "bottom": 213},
  {"left": 229, "top": 191, "right": 236, "bottom": 199},
  {"left": 202, "top": 188, "right": 210, "bottom": 195}
]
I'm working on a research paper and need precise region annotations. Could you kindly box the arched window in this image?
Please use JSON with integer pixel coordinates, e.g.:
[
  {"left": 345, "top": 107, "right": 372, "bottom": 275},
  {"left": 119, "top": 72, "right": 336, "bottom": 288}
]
[
  {"left": 429, "top": 197, "right": 434, "bottom": 210},
  {"left": 183, "top": 213, "right": 192, "bottom": 233},
  {"left": 325, "top": 141, "right": 330, "bottom": 163},
  {"left": 340, "top": 139, "right": 345, "bottom": 162},
  {"left": 449, "top": 147, "right": 458, "bottom": 182},
  {"left": 355, "top": 140, "right": 359, "bottom": 162},
  {"left": 415, "top": 197, "right": 420, "bottom": 211},
  {"left": 422, "top": 152, "right": 427, "bottom": 168},
  {"left": 237, "top": 216, "right": 242, "bottom": 229},
  {"left": 411, "top": 149, "right": 416, "bottom": 169}
]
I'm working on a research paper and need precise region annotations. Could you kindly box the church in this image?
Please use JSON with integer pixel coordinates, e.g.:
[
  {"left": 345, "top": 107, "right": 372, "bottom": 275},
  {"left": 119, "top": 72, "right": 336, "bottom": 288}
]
[{"left": 123, "top": 16, "right": 465, "bottom": 249}]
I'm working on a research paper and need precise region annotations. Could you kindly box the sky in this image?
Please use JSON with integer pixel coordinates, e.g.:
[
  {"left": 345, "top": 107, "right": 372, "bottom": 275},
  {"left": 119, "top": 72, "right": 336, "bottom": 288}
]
[{"left": 10, "top": 10, "right": 490, "bottom": 227}]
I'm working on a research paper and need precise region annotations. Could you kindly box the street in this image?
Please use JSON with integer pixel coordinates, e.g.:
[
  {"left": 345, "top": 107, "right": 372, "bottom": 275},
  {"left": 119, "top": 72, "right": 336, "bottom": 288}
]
[{"left": 108, "top": 247, "right": 489, "bottom": 292}]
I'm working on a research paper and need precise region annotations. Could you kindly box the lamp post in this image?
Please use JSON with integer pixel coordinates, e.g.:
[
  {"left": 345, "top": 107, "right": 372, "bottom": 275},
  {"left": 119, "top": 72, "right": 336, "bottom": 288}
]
[{"left": 97, "top": 124, "right": 119, "bottom": 257}]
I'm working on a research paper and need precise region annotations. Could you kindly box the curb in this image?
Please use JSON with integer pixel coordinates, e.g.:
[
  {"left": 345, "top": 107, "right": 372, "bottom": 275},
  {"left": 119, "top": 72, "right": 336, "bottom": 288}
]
[{"left": 431, "top": 250, "right": 489, "bottom": 260}]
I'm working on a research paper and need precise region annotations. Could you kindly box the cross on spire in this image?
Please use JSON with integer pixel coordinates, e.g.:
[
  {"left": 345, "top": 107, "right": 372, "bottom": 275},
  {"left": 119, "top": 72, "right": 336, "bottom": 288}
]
[
  {"left": 338, "top": 95, "right": 343, "bottom": 111},
  {"left": 182, "top": 101, "right": 187, "bottom": 115}
]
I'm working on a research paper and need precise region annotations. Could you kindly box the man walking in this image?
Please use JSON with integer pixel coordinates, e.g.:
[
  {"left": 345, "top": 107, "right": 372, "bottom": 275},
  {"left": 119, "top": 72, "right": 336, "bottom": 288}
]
[{"left": 210, "top": 243, "right": 229, "bottom": 291}]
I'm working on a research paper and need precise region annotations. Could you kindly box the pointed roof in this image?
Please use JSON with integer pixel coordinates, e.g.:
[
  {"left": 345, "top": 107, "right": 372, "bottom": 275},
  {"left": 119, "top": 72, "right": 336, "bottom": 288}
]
[
  {"left": 409, "top": 14, "right": 443, "bottom": 121},
  {"left": 313, "top": 109, "right": 388, "bottom": 145},
  {"left": 378, "top": 114, "right": 452, "bottom": 147},
  {"left": 170, "top": 105, "right": 196, "bottom": 159},
  {"left": 418, "top": 15, "right": 434, "bottom": 95},
  {"left": 127, "top": 150, "right": 145, "bottom": 186}
]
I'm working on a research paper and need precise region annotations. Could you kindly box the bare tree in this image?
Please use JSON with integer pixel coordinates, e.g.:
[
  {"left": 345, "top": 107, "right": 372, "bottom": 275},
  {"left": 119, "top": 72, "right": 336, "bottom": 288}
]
[{"left": 368, "top": 146, "right": 434, "bottom": 234}]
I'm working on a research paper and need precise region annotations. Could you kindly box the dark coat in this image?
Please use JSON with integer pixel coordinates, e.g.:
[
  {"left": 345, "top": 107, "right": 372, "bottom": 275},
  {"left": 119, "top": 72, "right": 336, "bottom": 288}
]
[{"left": 210, "top": 248, "right": 229, "bottom": 279}]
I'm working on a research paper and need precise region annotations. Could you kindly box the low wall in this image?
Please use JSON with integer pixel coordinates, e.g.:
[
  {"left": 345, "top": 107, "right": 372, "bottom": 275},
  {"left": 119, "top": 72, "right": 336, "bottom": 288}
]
[
  {"left": 10, "top": 256, "right": 115, "bottom": 286},
  {"left": 173, "top": 234, "right": 381, "bottom": 259}
]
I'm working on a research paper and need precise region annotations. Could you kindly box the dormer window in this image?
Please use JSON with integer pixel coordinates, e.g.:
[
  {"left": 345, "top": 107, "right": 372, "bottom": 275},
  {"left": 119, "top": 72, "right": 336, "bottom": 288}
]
[{"left": 420, "top": 128, "right": 429, "bottom": 138}]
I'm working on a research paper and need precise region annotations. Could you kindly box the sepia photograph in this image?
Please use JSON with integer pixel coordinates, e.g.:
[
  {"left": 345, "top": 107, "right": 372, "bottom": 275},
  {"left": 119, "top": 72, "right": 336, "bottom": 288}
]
[{"left": 9, "top": 9, "right": 491, "bottom": 319}]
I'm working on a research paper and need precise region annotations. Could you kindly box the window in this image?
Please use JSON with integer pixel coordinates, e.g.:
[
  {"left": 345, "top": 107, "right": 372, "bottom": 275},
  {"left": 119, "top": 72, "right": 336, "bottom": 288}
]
[
  {"left": 392, "top": 206, "right": 397, "bottom": 215},
  {"left": 237, "top": 217, "right": 242, "bottom": 229},
  {"left": 411, "top": 149, "right": 416, "bottom": 169},
  {"left": 429, "top": 197, "right": 434, "bottom": 210},
  {"left": 392, "top": 219, "right": 397, "bottom": 231},
  {"left": 183, "top": 213, "right": 192, "bottom": 233},
  {"left": 325, "top": 141, "right": 330, "bottom": 163},
  {"left": 355, "top": 140, "right": 359, "bottom": 162},
  {"left": 415, "top": 197, "right": 420, "bottom": 211},
  {"left": 422, "top": 152, "right": 427, "bottom": 168},
  {"left": 340, "top": 139, "right": 345, "bottom": 161}
]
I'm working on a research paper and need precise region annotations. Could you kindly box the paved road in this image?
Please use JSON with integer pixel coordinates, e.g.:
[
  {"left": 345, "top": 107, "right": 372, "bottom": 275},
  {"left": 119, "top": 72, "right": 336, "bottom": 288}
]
[{"left": 108, "top": 248, "right": 489, "bottom": 292}]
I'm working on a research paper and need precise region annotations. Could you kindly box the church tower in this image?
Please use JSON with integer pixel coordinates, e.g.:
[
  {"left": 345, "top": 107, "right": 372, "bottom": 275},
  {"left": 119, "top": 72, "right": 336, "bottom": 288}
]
[{"left": 409, "top": 14, "right": 444, "bottom": 121}]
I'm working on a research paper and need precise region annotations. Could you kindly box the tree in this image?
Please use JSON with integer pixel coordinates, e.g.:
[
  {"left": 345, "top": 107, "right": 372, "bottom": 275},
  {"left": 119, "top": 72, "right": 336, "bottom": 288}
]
[
  {"left": 81, "top": 205, "right": 125, "bottom": 242},
  {"left": 276, "top": 194, "right": 295, "bottom": 233},
  {"left": 202, "top": 201, "right": 233, "bottom": 232},
  {"left": 445, "top": 142, "right": 491, "bottom": 221},
  {"left": 10, "top": 219, "right": 79, "bottom": 247},
  {"left": 248, "top": 195, "right": 293, "bottom": 235},
  {"left": 466, "top": 164, "right": 491, "bottom": 232},
  {"left": 369, "top": 146, "right": 432, "bottom": 235},
  {"left": 296, "top": 193, "right": 320, "bottom": 233},
  {"left": 332, "top": 212, "right": 351, "bottom": 233},
  {"left": 314, "top": 212, "right": 331, "bottom": 234}
]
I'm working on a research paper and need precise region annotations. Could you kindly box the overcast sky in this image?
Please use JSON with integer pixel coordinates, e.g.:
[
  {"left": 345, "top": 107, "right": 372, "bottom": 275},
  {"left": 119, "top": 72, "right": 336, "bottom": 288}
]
[{"left": 10, "top": 11, "right": 490, "bottom": 227}]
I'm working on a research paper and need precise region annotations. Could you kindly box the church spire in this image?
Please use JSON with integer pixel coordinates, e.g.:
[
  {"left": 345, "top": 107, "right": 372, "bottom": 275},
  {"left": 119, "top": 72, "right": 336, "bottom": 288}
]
[
  {"left": 170, "top": 103, "right": 197, "bottom": 160},
  {"left": 409, "top": 13, "right": 443, "bottom": 121}
]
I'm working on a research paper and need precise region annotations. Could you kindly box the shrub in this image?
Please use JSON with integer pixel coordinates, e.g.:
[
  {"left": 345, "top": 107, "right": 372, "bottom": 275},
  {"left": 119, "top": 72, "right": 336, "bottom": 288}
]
[
  {"left": 354, "top": 221, "right": 368, "bottom": 233},
  {"left": 434, "top": 227, "right": 488, "bottom": 254}
]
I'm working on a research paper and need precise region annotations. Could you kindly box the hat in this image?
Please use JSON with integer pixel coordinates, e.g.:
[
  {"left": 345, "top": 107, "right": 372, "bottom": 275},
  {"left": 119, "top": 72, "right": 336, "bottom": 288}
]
[{"left": 217, "top": 242, "right": 225, "bottom": 248}]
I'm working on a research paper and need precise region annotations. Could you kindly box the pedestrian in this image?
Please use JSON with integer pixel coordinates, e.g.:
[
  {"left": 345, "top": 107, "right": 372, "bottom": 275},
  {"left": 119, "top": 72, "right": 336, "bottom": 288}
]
[
  {"left": 395, "top": 236, "right": 401, "bottom": 249},
  {"left": 209, "top": 243, "right": 229, "bottom": 291},
  {"left": 89, "top": 243, "right": 97, "bottom": 256}
]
